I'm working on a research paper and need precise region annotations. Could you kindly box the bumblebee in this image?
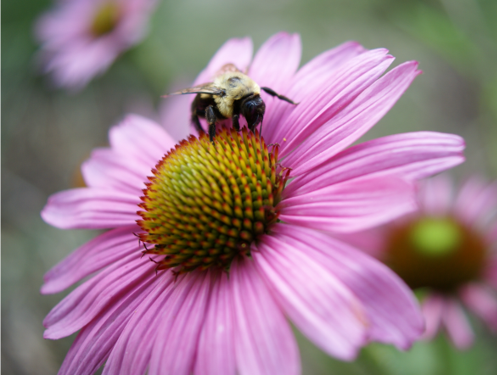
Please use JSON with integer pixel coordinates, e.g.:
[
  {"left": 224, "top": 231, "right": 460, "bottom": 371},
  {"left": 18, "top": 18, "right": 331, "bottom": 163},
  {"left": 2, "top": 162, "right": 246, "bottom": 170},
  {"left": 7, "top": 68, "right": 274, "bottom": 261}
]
[{"left": 165, "top": 64, "right": 297, "bottom": 142}]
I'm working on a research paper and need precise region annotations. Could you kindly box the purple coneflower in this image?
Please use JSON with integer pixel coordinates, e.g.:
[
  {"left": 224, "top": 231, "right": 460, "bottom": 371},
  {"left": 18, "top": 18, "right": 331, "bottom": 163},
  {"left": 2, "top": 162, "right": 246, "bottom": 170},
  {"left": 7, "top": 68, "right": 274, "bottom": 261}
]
[
  {"left": 35, "top": 0, "right": 156, "bottom": 90},
  {"left": 41, "top": 33, "right": 465, "bottom": 374},
  {"left": 346, "top": 175, "right": 497, "bottom": 349}
]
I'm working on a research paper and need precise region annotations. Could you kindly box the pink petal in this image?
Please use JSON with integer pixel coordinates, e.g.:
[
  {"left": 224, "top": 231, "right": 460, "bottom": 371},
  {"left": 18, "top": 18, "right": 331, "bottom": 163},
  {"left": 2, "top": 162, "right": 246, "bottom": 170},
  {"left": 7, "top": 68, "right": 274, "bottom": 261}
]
[
  {"left": 231, "top": 257, "right": 300, "bottom": 375},
  {"left": 43, "top": 253, "right": 155, "bottom": 340},
  {"left": 81, "top": 148, "right": 149, "bottom": 195},
  {"left": 284, "top": 131, "right": 465, "bottom": 197},
  {"left": 286, "top": 41, "right": 367, "bottom": 101},
  {"left": 263, "top": 41, "right": 367, "bottom": 142},
  {"left": 58, "top": 274, "right": 159, "bottom": 375},
  {"left": 486, "top": 223, "right": 497, "bottom": 245},
  {"left": 283, "top": 61, "right": 422, "bottom": 175},
  {"left": 272, "top": 49, "right": 393, "bottom": 153},
  {"left": 41, "top": 188, "right": 140, "bottom": 229},
  {"left": 485, "top": 257, "right": 497, "bottom": 289},
  {"left": 454, "top": 177, "right": 497, "bottom": 226},
  {"left": 35, "top": 1, "right": 94, "bottom": 46},
  {"left": 442, "top": 298, "right": 474, "bottom": 349},
  {"left": 35, "top": 0, "right": 155, "bottom": 90},
  {"left": 420, "top": 294, "right": 444, "bottom": 340},
  {"left": 149, "top": 271, "right": 211, "bottom": 375},
  {"left": 195, "top": 272, "right": 235, "bottom": 375},
  {"left": 41, "top": 225, "right": 141, "bottom": 294},
  {"left": 194, "top": 37, "right": 253, "bottom": 86},
  {"left": 419, "top": 174, "right": 455, "bottom": 216},
  {"left": 250, "top": 32, "right": 301, "bottom": 137},
  {"left": 332, "top": 227, "right": 387, "bottom": 259},
  {"left": 254, "top": 235, "right": 367, "bottom": 360},
  {"left": 460, "top": 283, "right": 497, "bottom": 332},
  {"left": 109, "top": 114, "right": 176, "bottom": 169},
  {"left": 160, "top": 81, "right": 193, "bottom": 142},
  {"left": 39, "top": 37, "right": 120, "bottom": 90},
  {"left": 102, "top": 272, "right": 177, "bottom": 375},
  {"left": 279, "top": 176, "right": 416, "bottom": 233},
  {"left": 268, "top": 224, "right": 424, "bottom": 350},
  {"left": 249, "top": 32, "right": 301, "bottom": 92}
]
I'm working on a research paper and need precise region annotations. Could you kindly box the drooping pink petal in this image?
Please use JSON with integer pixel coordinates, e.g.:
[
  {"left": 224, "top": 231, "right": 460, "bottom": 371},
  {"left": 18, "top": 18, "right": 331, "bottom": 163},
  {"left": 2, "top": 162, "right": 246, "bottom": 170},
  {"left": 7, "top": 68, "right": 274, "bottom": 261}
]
[
  {"left": 42, "top": 225, "right": 141, "bottom": 294},
  {"left": 231, "top": 257, "right": 300, "bottom": 375},
  {"left": 149, "top": 271, "right": 211, "bottom": 375},
  {"left": 420, "top": 294, "right": 444, "bottom": 340},
  {"left": 460, "top": 284, "right": 497, "bottom": 332},
  {"left": 194, "top": 37, "right": 253, "bottom": 86},
  {"left": 268, "top": 224, "right": 424, "bottom": 350},
  {"left": 419, "top": 173, "right": 454, "bottom": 216},
  {"left": 102, "top": 271, "right": 176, "bottom": 375},
  {"left": 41, "top": 188, "right": 140, "bottom": 229},
  {"left": 279, "top": 176, "right": 416, "bottom": 233},
  {"left": 109, "top": 114, "right": 176, "bottom": 169},
  {"left": 254, "top": 235, "right": 367, "bottom": 360},
  {"left": 57, "top": 274, "right": 160, "bottom": 375},
  {"left": 272, "top": 49, "right": 393, "bottom": 152},
  {"left": 284, "top": 131, "right": 465, "bottom": 197},
  {"left": 442, "top": 298, "right": 474, "bottom": 349},
  {"left": 195, "top": 272, "right": 235, "bottom": 375},
  {"left": 44, "top": 253, "right": 155, "bottom": 340},
  {"left": 283, "top": 61, "right": 422, "bottom": 174}
]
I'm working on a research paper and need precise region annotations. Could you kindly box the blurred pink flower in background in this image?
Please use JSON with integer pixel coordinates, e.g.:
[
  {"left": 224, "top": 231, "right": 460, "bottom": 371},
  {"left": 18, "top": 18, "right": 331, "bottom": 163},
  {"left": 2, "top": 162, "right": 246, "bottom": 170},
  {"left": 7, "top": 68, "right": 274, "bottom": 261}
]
[
  {"left": 35, "top": 0, "right": 156, "bottom": 90},
  {"left": 41, "top": 33, "right": 465, "bottom": 374},
  {"left": 342, "top": 175, "right": 497, "bottom": 349}
]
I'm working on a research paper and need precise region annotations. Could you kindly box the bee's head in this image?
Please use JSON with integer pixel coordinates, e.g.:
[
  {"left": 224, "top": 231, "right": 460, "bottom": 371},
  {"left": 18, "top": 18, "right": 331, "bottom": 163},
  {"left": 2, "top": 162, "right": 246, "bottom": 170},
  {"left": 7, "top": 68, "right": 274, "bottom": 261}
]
[{"left": 241, "top": 94, "right": 266, "bottom": 132}]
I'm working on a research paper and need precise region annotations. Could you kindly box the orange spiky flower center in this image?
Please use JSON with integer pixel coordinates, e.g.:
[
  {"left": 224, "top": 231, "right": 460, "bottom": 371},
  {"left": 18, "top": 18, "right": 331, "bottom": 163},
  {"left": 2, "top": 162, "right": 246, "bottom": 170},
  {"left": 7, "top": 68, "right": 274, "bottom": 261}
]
[
  {"left": 384, "top": 216, "right": 487, "bottom": 292},
  {"left": 137, "top": 127, "right": 289, "bottom": 274}
]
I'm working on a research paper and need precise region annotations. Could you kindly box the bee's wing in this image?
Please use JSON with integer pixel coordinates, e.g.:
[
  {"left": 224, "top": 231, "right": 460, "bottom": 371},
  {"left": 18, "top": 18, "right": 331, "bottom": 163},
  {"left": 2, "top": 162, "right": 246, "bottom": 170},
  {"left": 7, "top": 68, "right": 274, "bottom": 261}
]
[{"left": 163, "top": 83, "right": 224, "bottom": 97}]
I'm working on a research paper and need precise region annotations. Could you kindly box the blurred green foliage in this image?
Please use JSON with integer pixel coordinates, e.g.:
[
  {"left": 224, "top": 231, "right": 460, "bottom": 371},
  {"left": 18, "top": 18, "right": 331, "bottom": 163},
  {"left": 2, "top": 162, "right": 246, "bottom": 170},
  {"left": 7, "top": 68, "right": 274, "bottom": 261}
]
[{"left": 2, "top": 0, "right": 497, "bottom": 374}]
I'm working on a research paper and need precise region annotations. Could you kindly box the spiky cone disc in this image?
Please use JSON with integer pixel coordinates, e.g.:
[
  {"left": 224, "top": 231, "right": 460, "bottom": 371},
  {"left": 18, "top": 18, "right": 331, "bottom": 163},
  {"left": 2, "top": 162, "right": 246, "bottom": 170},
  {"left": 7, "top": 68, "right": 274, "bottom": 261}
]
[{"left": 137, "top": 127, "right": 290, "bottom": 274}]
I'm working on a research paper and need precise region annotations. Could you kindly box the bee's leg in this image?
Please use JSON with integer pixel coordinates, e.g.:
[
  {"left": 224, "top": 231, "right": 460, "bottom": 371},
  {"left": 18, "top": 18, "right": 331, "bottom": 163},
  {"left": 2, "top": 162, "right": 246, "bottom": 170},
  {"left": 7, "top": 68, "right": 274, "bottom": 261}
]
[
  {"left": 248, "top": 115, "right": 262, "bottom": 136},
  {"left": 232, "top": 114, "right": 241, "bottom": 132},
  {"left": 191, "top": 112, "right": 205, "bottom": 135},
  {"left": 232, "top": 101, "right": 241, "bottom": 131},
  {"left": 261, "top": 87, "right": 298, "bottom": 105},
  {"left": 205, "top": 105, "right": 218, "bottom": 142},
  {"left": 191, "top": 96, "right": 206, "bottom": 134}
]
